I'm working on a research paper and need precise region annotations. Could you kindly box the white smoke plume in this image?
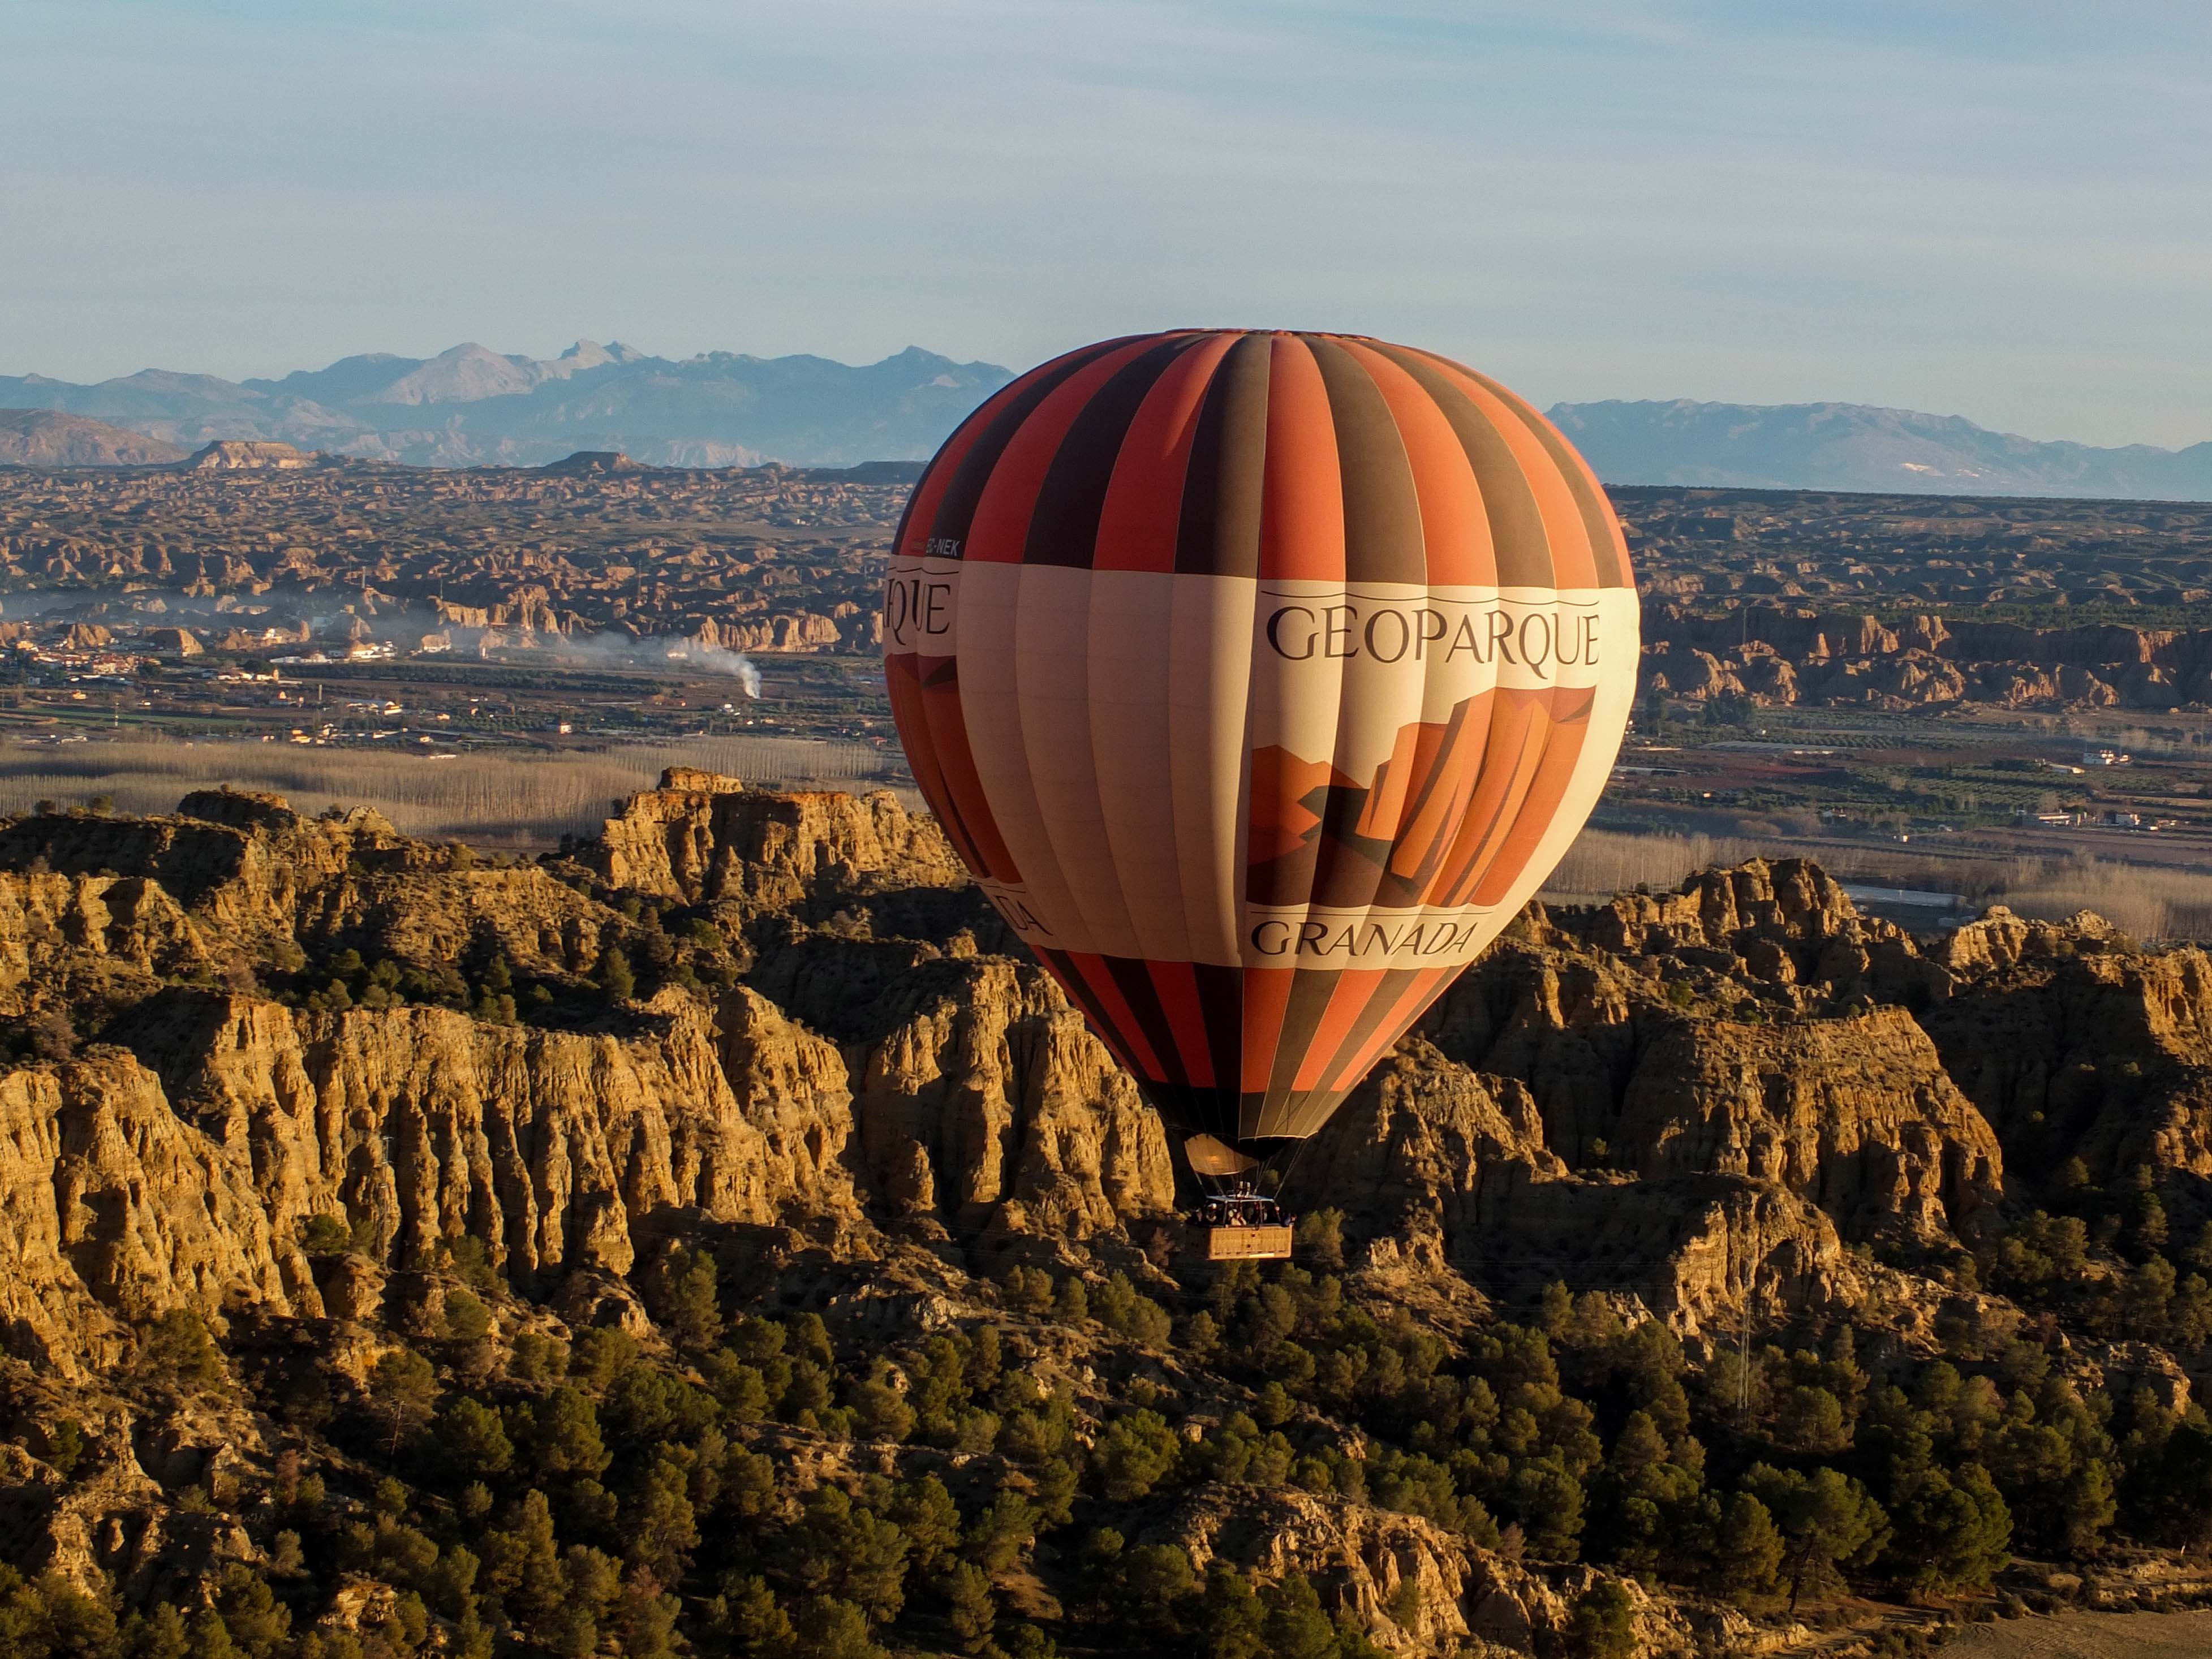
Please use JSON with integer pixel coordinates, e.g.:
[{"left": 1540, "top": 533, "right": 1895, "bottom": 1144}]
[
  {"left": 658, "top": 639, "right": 763, "bottom": 696},
  {"left": 5, "top": 584, "right": 770, "bottom": 699},
  {"left": 543, "top": 628, "right": 763, "bottom": 696}
]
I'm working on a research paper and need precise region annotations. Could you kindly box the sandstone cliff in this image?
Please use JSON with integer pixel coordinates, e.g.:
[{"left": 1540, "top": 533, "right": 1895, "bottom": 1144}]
[
  {"left": 582, "top": 769, "right": 965, "bottom": 910},
  {"left": 0, "top": 779, "right": 1172, "bottom": 1366},
  {"left": 0, "top": 1048, "right": 300, "bottom": 1374},
  {"left": 0, "top": 799, "right": 2043, "bottom": 1368},
  {"left": 1290, "top": 1040, "right": 1874, "bottom": 1338},
  {"left": 0, "top": 786, "right": 2202, "bottom": 1656},
  {"left": 1156, "top": 1483, "right": 1701, "bottom": 1656},
  {"left": 1919, "top": 923, "right": 2212, "bottom": 1195},
  {"left": 841, "top": 956, "right": 1177, "bottom": 1242},
  {"left": 185, "top": 441, "right": 313, "bottom": 471},
  {"left": 1421, "top": 861, "right": 2003, "bottom": 1261}
]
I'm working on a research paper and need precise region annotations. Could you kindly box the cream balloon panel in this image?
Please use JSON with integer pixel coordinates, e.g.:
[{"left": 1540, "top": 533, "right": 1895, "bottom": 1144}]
[{"left": 926, "top": 558, "right": 1634, "bottom": 976}]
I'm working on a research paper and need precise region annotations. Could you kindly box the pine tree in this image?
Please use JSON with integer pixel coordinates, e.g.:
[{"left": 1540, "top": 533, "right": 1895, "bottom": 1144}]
[
  {"left": 1118, "top": 1544, "right": 1195, "bottom": 1637},
  {"left": 521, "top": 1387, "right": 611, "bottom": 1481},
  {"left": 2062, "top": 1459, "right": 2117, "bottom": 1554},
  {"left": 1775, "top": 1386, "right": 1850, "bottom": 1455},
  {"left": 2185, "top": 1220, "right": 2212, "bottom": 1273},
  {"left": 1712, "top": 1493, "right": 1784, "bottom": 1605},
  {"left": 613, "top": 1568, "right": 681, "bottom": 1659},
  {"left": 2136, "top": 1192, "right": 2170, "bottom": 1255},
  {"left": 1030, "top": 1457, "right": 1078, "bottom": 1527},
  {"left": 1564, "top": 1582, "right": 1637, "bottom": 1659},
  {"left": 939, "top": 1561, "right": 995, "bottom": 1653},
  {"left": 443, "top": 1289, "right": 492, "bottom": 1343},
  {"left": 431, "top": 1397, "right": 512, "bottom": 1480},
  {"left": 652, "top": 1247, "right": 722, "bottom": 1353},
  {"left": 626, "top": 1461, "right": 699, "bottom": 1585},
  {"left": 790, "top": 1597, "right": 885, "bottom": 1659},
  {"left": 214, "top": 1568, "right": 292, "bottom": 1659},
  {"left": 1538, "top": 1281, "right": 1574, "bottom": 1337},
  {"left": 367, "top": 1348, "right": 438, "bottom": 1454},
  {"left": 721, "top": 1575, "right": 797, "bottom": 1657},
  {"left": 1260, "top": 1574, "right": 1337, "bottom": 1659},
  {"left": 136, "top": 1604, "right": 192, "bottom": 1659},
  {"left": 597, "top": 947, "right": 635, "bottom": 1001},
  {"left": 847, "top": 1362, "right": 915, "bottom": 1443},
  {"left": 1190, "top": 1565, "right": 1264, "bottom": 1659},
  {"left": 186, "top": 1608, "right": 236, "bottom": 1659},
  {"left": 886, "top": 1476, "right": 961, "bottom": 1572},
  {"left": 482, "top": 1490, "right": 564, "bottom": 1636},
  {"left": 1092, "top": 1410, "right": 1180, "bottom": 1502},
  {"left": 963, "top": 1490, "right": 1037, "bottom": 1576},
  {"left": 1607, "top": 1410, "right": 1669, "bottom": 1483},
  {"left": 1743, "top": 1464, "right": 1888, "bottom": 1610},
  {"left": 1890, "top": 1463, "right": 2012, "bottom": 1593},
  {"left": 1052, "top": 1276, "right": 1089, "bottom": 1324},
  {"left": 782, "top": 1486, "right": 909, "bottom": 1623}
]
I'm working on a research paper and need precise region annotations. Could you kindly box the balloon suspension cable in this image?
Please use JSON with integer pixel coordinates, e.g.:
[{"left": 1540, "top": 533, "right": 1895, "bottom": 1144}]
[{"left": 1269, "top": 1135, "right": 1316, "bottom": 1215}]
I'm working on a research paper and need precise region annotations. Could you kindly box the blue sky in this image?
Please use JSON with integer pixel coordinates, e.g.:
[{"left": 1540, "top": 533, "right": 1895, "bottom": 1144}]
[{"left": 5, "top": 1, "right": 2207, "bottom": 445}]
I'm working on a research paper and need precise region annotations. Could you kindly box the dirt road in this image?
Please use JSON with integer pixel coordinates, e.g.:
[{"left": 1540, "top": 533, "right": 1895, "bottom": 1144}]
[{"left": 1945, "top": 1610, "right": 2212, "bottom": 1658}]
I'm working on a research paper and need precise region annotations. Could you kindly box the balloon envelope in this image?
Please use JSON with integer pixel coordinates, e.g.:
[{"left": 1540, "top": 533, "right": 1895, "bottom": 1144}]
[{"left": 884, "top": 330, "right": 1638, "bottom": 1164}]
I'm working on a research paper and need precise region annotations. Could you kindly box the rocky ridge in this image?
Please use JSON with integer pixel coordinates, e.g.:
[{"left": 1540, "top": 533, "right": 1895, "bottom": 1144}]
[{"left": 0, "top": 411, "right": 189, "bottom": 468}]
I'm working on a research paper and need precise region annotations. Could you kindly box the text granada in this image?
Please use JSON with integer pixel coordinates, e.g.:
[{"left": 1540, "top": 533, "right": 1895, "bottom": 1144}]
[{"left": 1249, "top": 915, "right": 1488, "bottom": 960}]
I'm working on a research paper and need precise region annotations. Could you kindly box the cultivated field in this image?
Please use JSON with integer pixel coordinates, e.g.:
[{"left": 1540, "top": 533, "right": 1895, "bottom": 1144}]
[
  {"left": 0, "top": 733, "right": 907, "bottom": 844},
  {"left": 1541, "top": 826, "right": 2212, "bottom": 941}
]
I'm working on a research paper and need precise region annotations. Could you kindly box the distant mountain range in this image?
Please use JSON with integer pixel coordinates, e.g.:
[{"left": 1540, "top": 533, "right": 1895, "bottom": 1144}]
[
  {"left": 3, "top": 342, "right": 2210, "bottom": 499},
  {"left": 0, "top": 341, "right": 1014, "bottom": 468},
  {"left": 1546, "top": 399, "right": 2212, "bottom": 501}
]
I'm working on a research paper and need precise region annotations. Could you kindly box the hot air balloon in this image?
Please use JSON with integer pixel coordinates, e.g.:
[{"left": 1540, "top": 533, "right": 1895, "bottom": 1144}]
[{"left": 883, "top": 330, "right": 1638, "bottom": 1256}]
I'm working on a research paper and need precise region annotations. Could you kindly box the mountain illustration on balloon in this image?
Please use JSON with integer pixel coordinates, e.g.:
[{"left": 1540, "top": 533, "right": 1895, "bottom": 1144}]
[{"left": 1248, "top": 681, "right": 1596, "bottom": 912}]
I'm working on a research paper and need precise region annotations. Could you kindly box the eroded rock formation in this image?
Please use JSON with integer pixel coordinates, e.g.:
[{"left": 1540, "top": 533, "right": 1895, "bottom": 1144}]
[
  {"left": 0, "top": 792, "right": 2120, "bottom": 1369},
  {"left": 1642, "top": 601, "right": 2212, "bottom": 712},
  {"left": 1, "top": 779, "right": 2206, "bottom": 1652}
]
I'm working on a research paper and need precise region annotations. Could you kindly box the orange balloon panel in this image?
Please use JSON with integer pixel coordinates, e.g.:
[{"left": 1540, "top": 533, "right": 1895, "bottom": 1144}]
[{"left": 883, "top": 330, "right": 1639, "bottom": 1154}]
